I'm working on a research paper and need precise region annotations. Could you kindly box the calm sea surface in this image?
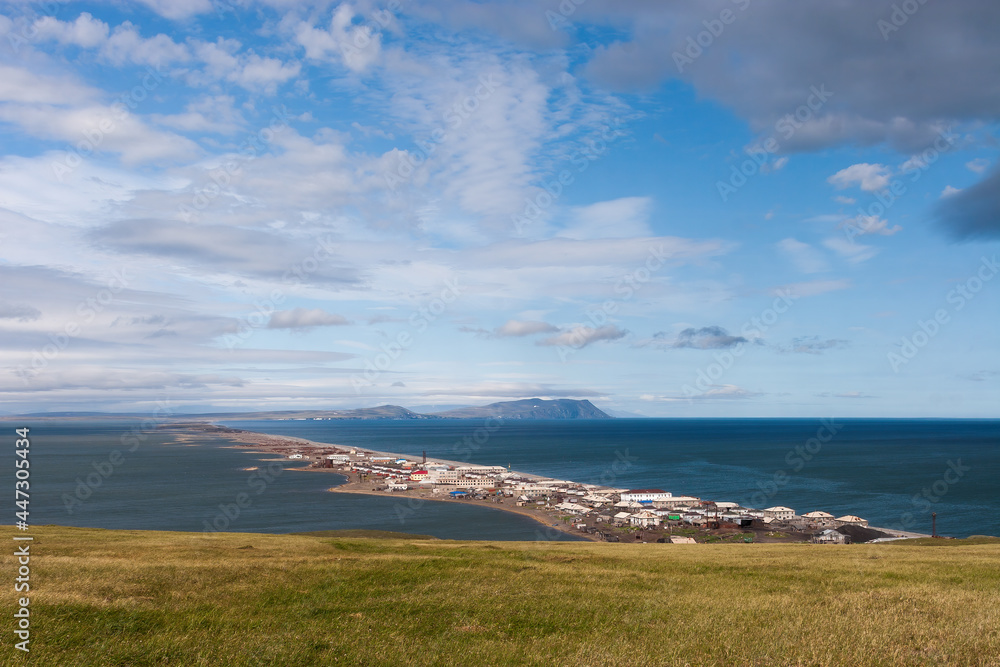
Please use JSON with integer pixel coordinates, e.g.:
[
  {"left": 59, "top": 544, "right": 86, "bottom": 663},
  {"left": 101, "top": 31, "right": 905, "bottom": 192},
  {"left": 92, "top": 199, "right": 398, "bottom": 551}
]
[{"left": 15, "top": 418, "right": 1000, "bottom": 539}]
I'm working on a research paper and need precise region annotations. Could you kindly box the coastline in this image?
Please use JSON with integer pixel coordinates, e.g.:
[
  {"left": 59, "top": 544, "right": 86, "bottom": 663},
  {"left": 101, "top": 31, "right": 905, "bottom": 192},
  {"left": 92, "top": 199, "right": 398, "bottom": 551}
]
[
  {"left": 173, "top": 422, "right": 595, "bottom": 542},
  {"left": 170, "top": 422, "right": 934, "bottom": 543}
]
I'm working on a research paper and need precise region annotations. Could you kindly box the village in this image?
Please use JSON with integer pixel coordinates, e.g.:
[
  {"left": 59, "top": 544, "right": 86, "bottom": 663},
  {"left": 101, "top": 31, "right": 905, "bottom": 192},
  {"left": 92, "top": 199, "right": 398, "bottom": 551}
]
[{"left": 270, "top": 440, "right": 905, "bottom": 545}]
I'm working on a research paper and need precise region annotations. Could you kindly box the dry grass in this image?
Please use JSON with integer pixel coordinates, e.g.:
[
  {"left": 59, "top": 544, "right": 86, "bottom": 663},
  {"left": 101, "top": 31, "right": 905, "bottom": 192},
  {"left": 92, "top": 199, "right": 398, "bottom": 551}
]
[{"left": 2, "top": 526, "right": 999, "bottom": 666}]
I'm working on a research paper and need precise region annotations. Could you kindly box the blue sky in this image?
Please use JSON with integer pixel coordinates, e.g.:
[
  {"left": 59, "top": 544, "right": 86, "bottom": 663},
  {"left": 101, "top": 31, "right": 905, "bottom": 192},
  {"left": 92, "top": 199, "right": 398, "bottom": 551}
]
[{"left": 0, "top": 0, "right": 997, "bottom": 416}]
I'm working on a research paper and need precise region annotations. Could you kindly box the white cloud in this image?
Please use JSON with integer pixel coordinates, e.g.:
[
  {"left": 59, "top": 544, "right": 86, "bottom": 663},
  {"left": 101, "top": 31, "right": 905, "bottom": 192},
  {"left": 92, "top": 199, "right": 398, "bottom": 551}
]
[
  {"left": 823, "top": 237, "right": 878, "bottom": 264},
  {"left": 495, "top": 320, "right": 558, "bottom": 337},
  {"left": 137, "top": 0, "right": 214, "bottom": 20},
  {"left": 101, "top": 23, "right": 190, "bottom": 67},
  {"left": 559, "top": 196, "right": 652, "bottom": 240},
  {"left": 827, "top": 163, "right": 892, "bottom": 192},
  {"left": 966, "top": 158, "right": 990, "bottom": 174},
  {"left": 776, "top": 238, "right": 829, "bottom": 274},
  {"left": 293, "top": 4, "right": 384, "bottom": 73},
  {"left": 267, "top": 308, "right": 351, "bottom": 329},
  {"left": 941, "top": 185, "right": 962, "bottom": 198},
  {"left": 0, "top": 64, "right": 97, "bottom": 105},
  {"left": 841, "top": 215, "right": 901, "bottom": 237},
  {"left": 32, "top": 13, "right": 109, "bottom": 48},
  {"left": 538, "top": 324, "right": 626, "bottom": 348}
]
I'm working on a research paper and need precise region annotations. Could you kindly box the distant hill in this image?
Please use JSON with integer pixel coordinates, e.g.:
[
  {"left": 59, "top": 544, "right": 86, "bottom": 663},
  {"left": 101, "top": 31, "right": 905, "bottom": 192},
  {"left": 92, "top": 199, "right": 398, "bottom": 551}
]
[{"left": 429, "top": 398, "right": 612, "bottom": 420}]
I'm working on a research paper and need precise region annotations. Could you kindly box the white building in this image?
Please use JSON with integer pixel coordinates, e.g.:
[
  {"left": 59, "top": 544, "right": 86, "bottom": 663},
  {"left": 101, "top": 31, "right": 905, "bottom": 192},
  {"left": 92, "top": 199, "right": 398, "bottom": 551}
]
[
  {"left": 620, "top": 489, "right": 672, "bottom": 503},
  {"left": 836, "top": 515, "right": 869, "bottom": 527},
  {"left": 763, "top": 506, "right": 796, "bottom": 521},
  {"left": 629, "top": 510, "right": 662, "bottom": 528}
]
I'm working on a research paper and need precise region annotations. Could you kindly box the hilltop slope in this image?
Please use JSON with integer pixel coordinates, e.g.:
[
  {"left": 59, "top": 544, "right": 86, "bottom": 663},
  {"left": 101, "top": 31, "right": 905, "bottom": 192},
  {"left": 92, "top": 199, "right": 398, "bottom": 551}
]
[
  {"left": 3, "top": 526, "right": 997, "bottom": 666},
  {"left": 430, "top": 398, "right": 612, "bottom": 419}
]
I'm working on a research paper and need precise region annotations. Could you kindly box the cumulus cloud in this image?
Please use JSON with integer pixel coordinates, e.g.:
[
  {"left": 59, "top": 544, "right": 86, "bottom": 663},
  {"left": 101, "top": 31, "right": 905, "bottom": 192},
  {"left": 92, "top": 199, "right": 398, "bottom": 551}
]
[
  {"left": 538, "top": 324, "right": 626, "bottom": 349},
  {"left": 828, "top": 163, "right": 892, "bottom": 192},
  {"left": 267, "top": 308, "right": 351, "bottom": 329}
]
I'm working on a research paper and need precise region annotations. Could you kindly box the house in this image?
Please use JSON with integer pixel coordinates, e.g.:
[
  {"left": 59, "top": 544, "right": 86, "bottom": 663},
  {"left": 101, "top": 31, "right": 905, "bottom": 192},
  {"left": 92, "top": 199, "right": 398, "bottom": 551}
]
[
  {"left": 409, "top": 470, "right": 429, "bottom": 481},
  {"left": 554, "top": 502, "right": 592, "bottom": 515},
  {"left": 620, "top": 489, "right": 672, "bottom": 503},
  {"left": 836, "top": 515, "right": 869, "bottom": 527},
  {"left": 386, "top": 481, "right": 408, "bottom": 491},
  {"left": 612, "top": 511, "right": 632, "bottom": 526},
  {"left": 670, "top": 536, "right": 697, "bottom": 544},
  {"left": 803, "top": 511, "right": 835, "bottom": 521},
  {"left": 629, "top": 510, "right": 662, "bottom": 528},
  {"left": 288, "top": 454, "right": 303, "bottom": 459},
  {"left": 763, "top": 506, "right": 796, "bottom": 521},
  {"left": 812, "top": 529, "right": 850, "bottom": 544}
]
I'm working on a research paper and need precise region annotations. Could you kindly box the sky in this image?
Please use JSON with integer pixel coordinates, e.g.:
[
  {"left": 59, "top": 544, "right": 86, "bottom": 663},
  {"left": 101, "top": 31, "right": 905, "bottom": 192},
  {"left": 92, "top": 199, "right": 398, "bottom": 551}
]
[{"left": 0, "top": 0, "right": 997, "bottom": 417}]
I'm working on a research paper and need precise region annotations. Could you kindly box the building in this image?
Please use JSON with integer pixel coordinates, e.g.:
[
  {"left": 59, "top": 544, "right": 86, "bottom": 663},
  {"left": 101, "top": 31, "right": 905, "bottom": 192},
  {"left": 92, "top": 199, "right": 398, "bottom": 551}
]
[
  {"left": 670, "top": 536, "right": 697, "bottom": 544},
  {"left": 763, "top": 506, "right": 796, "bottom": 521},
  {"left": 812, "top": 529, "right": 849, "bottom": 544},
  {"left": 836, "top": 515, "right": 869, "bottom": 527},
  {"left": 409, "top": 470, "right": 429, "bottom": 481},
  {"left": 620, "top": 489, "right": 672, "bottom": 503},
  {"left": 629, "top": 510, "right": 662, "bottom": 528},
  {"left": 554, "top": 502, "right": 592, "bottom": 515},
  {"left": 652, "top": 496, "right": 700, "bottom": 509}
]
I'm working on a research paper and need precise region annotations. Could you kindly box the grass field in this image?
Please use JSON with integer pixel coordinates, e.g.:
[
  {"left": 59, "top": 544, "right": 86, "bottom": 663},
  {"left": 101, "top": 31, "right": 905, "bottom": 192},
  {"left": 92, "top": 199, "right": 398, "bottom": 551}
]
[{"left": 2, "top": 526, "right": 999, "bottom": 666}]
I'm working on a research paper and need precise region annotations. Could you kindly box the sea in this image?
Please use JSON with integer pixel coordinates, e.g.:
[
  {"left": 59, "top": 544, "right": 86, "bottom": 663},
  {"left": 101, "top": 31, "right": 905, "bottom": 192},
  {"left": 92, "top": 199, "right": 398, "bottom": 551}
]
[{"left": 16, "top": 418, "right": 1000, "bottom": 540}]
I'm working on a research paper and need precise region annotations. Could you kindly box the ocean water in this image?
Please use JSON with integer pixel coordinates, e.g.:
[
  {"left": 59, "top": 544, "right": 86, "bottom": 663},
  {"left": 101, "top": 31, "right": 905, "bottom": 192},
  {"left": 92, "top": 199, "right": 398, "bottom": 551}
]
[
  {"left": 13, "top": 418, "right": 999, "bottom": 539},
  {"left": 221, "top": 418, "right": 1000, "bottom": 539},
  {"left": 16, "top": 420, "right": 582, "bottom": 541}
]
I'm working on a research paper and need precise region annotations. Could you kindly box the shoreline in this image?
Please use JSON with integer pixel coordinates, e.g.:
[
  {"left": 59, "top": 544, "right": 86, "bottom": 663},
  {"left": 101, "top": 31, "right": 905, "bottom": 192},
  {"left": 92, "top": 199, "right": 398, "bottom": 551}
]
[
  {"left": 173, "top": 422, "right": 595, "bottom": 542},
  {"left": 170, "top": 422, "right": 935, "bottom": 543}
]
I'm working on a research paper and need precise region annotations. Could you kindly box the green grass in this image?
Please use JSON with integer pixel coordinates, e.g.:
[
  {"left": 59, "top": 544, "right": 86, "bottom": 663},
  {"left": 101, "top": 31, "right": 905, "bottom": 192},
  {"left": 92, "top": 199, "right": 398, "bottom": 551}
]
[{"left": 3, "top": 526, "right": 999, "bottom": 666}]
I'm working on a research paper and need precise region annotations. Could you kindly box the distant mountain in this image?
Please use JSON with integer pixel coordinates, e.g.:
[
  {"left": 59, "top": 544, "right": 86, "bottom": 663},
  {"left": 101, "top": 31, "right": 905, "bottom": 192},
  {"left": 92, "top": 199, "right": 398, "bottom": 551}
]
[{"left": 429, "top": 398, "right": 612, "bottom": 420}]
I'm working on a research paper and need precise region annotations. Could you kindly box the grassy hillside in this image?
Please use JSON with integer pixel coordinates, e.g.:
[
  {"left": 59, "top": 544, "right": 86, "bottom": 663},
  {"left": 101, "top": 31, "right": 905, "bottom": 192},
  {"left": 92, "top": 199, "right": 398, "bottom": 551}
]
[{"left": 3, "top": 526, "right": 999, "bottom": 666}]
